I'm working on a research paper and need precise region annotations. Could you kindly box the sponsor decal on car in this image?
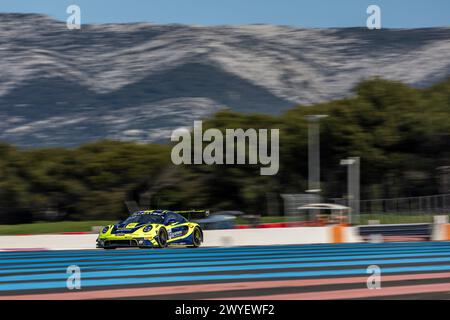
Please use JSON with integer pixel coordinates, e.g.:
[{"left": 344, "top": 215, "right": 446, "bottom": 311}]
[{"left": 169, "top": 230, "right": 183, "bottom": 239}]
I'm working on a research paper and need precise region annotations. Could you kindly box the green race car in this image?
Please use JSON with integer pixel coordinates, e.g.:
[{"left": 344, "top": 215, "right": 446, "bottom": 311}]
[{"left": 96, "top": 210, "right": 205, "bottom": 249}]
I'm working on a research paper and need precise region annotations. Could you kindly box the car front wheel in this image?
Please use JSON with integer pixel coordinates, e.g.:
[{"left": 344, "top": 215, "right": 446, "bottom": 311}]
[
  {"left": 191, "top": 227, "right": 202, "bottom": 248},
  {"left": 156, "top": 228, "right": 168, "bottom": 248}
]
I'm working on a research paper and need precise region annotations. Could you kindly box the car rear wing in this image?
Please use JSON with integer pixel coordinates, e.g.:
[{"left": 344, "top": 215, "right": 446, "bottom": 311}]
[{"left": 174, "top": 210, "right": 210, "bottom": 220}]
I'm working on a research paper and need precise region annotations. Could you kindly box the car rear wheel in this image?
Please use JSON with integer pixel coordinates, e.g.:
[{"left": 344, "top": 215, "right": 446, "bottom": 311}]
[
  {"left": 156, "top": 228, "right": 168, "bottom": 248},
  {"left": 191, "top": 227, "right": 202, "bottom": 248}
]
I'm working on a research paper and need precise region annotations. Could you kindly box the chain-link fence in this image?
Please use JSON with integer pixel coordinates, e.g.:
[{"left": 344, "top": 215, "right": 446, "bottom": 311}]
[
  {"left": 331, "top": 194, "right": 450, "bottom": 224},
  {"left": 281, "top": 193, "right": 450, "bottom": 224},
  {"left": 280, "top": 193, "right": 321, "bottom": 219},
  {"left": 332, "top": 194, "right": 450, "bottom": 215}
]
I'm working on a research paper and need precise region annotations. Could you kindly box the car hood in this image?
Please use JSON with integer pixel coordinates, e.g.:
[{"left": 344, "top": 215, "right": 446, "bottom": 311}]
[{"left": 111, "top": 222, "right": 146, "bottom": 234}]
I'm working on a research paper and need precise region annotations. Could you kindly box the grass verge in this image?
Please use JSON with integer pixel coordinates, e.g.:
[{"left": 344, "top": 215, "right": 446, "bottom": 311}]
[{"left": 0, "top": 220, "right": 115, "bottom": 235}]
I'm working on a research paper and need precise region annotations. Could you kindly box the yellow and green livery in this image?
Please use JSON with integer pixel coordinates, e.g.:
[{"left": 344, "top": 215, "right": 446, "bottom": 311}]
[{"left": 96, "top": 210, "right": 205, "bottom": 249}]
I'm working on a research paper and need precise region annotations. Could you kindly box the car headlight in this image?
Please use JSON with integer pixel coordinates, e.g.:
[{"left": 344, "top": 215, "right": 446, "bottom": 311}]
[
  {"left": 143, "top": 225, "right": 153, "bottom": 233},
  {"left": 102, "top": 226, "right": 109, "bottom": 234}
]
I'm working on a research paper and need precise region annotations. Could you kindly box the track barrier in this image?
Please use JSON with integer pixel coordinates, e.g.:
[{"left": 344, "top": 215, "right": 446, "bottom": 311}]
[{"left": 4, "top": 217, "right": 450, "bottom": 251}]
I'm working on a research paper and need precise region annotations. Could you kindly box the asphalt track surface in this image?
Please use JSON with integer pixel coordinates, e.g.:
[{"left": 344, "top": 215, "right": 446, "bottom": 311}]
[{"left": 1, "top": 241, "right": 450, "bottom": 299}]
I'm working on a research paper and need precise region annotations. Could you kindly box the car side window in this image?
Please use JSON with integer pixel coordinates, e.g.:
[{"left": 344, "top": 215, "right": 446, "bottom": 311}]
[
  {"left": 173, "top": 213, "right": 187, "bottom": 224},
  {"left": 164, "top": 213, "right": 186, "bottom": 225},
  {"left": 164, "top": 213, "right": 177, "bottom": 225}
]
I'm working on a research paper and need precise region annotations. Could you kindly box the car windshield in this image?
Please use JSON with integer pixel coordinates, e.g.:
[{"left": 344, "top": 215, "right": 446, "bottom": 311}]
[{"left": 121, "top": 214, "right": 164, "bottom": 225}]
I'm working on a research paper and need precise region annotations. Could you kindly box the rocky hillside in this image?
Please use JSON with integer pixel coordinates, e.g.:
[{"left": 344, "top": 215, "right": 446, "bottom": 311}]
[{"left": 0, "top": 13, "right": 449, "bottom": 147}]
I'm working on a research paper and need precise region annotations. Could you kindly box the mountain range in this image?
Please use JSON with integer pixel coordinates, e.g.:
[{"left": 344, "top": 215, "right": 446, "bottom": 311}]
[{"left": 1, "top": 13, "right": 449, "bottom": 147}]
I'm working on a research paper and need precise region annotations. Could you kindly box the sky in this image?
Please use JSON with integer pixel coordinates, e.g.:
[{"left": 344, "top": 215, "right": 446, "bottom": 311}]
[{"left": 1, "top": 0, "right": 449, "bottom": 28}]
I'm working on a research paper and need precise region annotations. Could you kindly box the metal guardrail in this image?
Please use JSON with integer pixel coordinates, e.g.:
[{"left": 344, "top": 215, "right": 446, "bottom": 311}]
[{"left": 358, "top": 223, "right": 432, "bottom": 240}]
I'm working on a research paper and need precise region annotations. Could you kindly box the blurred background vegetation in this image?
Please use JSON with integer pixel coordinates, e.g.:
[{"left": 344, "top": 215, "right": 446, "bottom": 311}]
[{"left": 0, "top": 77, "right": 449, "bottom": 224}]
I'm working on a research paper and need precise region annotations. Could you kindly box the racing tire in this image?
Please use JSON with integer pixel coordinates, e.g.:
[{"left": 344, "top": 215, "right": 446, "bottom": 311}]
[
  {"left": 190, "top": 227, "right": 203, "bottom": 248},
  {"left": 156, "top": 227, "right": 168, "bottom": 248}
]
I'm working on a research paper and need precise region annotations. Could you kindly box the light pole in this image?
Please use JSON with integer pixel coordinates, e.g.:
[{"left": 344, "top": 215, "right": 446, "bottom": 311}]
[
  {"left": 340, "top": 157, "right": 360, "bottom": 225},
  {"left": 304, "top": 115, "right": 328, "bottom": 196},
  {"left": 437, "top": 166, "right": 450, "bottom": 194}
]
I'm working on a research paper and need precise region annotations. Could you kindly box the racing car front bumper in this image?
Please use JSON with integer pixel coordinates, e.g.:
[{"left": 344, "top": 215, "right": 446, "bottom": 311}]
[{"left": 96, "top": 236, "right": 158, "bottom": 248}]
